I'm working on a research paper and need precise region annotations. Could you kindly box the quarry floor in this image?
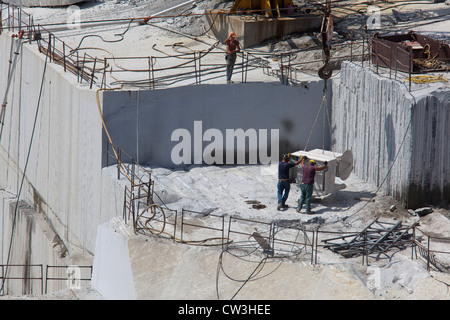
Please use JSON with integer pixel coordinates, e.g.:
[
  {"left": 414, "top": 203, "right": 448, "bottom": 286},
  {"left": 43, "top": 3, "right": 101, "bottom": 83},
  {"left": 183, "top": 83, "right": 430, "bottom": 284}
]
[
  {"left": 3, "top": 0, "right": 450, "bottom": 300},
  {"left": 4, "top": 165, "right": 450, "bottom": 300}
]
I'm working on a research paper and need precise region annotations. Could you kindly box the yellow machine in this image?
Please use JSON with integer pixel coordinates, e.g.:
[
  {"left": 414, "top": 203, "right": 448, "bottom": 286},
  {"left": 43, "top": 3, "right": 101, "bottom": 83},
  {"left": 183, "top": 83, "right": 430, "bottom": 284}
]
[{"left": 231, "top": 0, "right": 295, "bottom": 17}]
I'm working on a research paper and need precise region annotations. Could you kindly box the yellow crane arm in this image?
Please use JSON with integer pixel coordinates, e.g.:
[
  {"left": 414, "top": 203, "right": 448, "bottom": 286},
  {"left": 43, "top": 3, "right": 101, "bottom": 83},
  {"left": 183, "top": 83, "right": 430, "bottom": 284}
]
[{"left": 231, "top": 0, "right": 294, "bottom": 17}]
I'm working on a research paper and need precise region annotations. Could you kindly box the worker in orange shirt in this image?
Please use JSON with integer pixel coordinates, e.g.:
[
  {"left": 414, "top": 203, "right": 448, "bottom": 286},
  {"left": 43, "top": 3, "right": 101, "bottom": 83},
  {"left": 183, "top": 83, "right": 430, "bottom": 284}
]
[{"left": 224, "top": 32, "right": 241, "bottom": 84}]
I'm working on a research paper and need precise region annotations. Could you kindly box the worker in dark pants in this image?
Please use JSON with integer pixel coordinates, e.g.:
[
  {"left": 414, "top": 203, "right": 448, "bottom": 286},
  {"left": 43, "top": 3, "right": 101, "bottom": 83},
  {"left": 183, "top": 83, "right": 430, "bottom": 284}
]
[
  {"left": 277, "top": 154, "right": 302, "bottom": 211},
  {"left": 224, "top": 32, "right": 240, "bottom": 84},
  {"left": 297, "top": 157, "right": 327, "bottom": 214}
]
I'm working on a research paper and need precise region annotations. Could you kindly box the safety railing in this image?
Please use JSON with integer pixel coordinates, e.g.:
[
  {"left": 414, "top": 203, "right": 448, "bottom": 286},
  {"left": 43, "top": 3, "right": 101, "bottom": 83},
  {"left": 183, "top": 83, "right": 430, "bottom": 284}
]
[
  {"left": 180, "top": 209, "right": 226, "bottom": 248},
  {"left": 227, "top": 216, "right": 274, "bottom": 255},
  {"left": 98, "top": 37, "right": 372, "bottom": 89},
  {"left": 353, "top": 30, "right": 450, "bottom": 92},
  {"left": 5, "top": 2, "right": 444, "bottom": 93},
  {"left": 45, "top": 265, "right": 93, "bottom": 294},
  {"left": 123, "top": 185, "right": 450, "bottom": 272},
  {"left": 107, "top": 144, "right": 155, "bottom": 235},
  {"left": 133, "top": 202, "right": 178, "bottom": 240},
  {"left": 1, "top": 2, "right": 378, "bottom": 91},
  {"left": 412, "top": 227, "right": 450, "bottom": 272},
  {"left": 109, "top": 130, "right": 446, "bottom": 271},
  {"left": 131, "top": 205, "right": 316, "bottom": 262},
  {"left": 1, "top": 3, "right": 103, "bottom": 88},
  {"left": 272, "top": 223, "right": 315, "bottom": 262},
  {"left": 99, "top": 49, "right": 261, "bottom": 89},
  {"left": 0, "top": 264, "right": 93, "bottom": 296},
  {"left": 0, "top": 264, "right": 44, "bottom": 295},
  {"left": 370, "top": 36, "right": 414, "bottom": 91}
]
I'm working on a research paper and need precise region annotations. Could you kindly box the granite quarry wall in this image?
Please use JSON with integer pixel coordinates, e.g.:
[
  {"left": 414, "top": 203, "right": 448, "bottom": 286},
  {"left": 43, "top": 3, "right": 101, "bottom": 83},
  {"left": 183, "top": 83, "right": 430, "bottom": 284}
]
[
  {"left": 100, "top": 81, "right": 332, "bottom": 168},
  {"left": 0, "top": 29, "right": 449, "bottom": 296},
  {"left": 0, "top": 32, "right": 124, "bottom": 294},
  {"left": 0, "top": 30, "right": 332, "bottom": 295},
  {"left": 332, "top": 61, "right": 450, "bottom": 209}
]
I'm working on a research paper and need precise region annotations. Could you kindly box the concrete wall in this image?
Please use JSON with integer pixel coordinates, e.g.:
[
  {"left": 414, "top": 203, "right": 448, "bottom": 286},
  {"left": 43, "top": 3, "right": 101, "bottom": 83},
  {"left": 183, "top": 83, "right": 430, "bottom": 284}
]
[
  {"left": 332, "top": 61, "right": 450, "bottom": 208},
  {"left": 101, "top": 81, "right": 332, "bottom": 169},
  {"left": 205, "top": 12, "right": 322, "bottom": 48}
]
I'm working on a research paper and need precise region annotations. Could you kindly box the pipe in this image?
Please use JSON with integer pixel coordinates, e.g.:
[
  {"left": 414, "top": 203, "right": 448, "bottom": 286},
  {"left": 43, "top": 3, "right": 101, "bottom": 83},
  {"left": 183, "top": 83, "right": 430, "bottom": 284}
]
[{"left": 143, "top": 0, "right": 197, "bottom": 23}]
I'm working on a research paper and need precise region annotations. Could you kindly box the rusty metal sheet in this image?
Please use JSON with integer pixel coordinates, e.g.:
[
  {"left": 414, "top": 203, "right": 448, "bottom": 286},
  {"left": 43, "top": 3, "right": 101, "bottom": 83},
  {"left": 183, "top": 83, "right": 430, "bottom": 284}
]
[{"left": 372, "top": 32, "right": 450, "bottom": 73}]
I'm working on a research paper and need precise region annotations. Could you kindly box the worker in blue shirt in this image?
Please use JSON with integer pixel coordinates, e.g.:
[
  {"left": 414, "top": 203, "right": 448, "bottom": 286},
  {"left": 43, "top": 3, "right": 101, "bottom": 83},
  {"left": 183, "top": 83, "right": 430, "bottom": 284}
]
[{"left": 277, "top": 154, "right": 302, "bottom": 211}]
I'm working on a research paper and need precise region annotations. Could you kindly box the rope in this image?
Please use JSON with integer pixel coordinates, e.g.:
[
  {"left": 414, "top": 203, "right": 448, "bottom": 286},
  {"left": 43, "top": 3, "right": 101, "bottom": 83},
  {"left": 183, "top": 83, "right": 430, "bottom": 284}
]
[
  {"left": 407, "top": 75, "right": 448, "bottom": 84},
  {"left": 95, "top": 87, "right": 135, "bottom": 184}
]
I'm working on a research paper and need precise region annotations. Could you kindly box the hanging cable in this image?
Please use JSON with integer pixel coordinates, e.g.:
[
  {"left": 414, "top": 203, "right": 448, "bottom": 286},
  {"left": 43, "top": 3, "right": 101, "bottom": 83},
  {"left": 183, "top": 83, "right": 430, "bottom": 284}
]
[
  {"left": 95, "top": 87, "right": 135, "bottom": 184},
  {"left": 0, "top": 30, "right": 24, "bottom": 142},
  {"left": 304, "top": 80, "right": 328, "bottom": 151},
  {"left": 230, "top": 257, "right": 267, "bottom": 300}
]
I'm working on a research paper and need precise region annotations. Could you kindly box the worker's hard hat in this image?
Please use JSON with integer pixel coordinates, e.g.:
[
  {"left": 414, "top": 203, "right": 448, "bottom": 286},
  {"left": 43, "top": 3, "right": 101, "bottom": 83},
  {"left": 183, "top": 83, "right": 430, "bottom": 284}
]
[
  {"left": 229, "top": 32, "right": 236, "bottom": 38},
  {"left": 309, "top": 160, "right": 316, "bottom": 165}
]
